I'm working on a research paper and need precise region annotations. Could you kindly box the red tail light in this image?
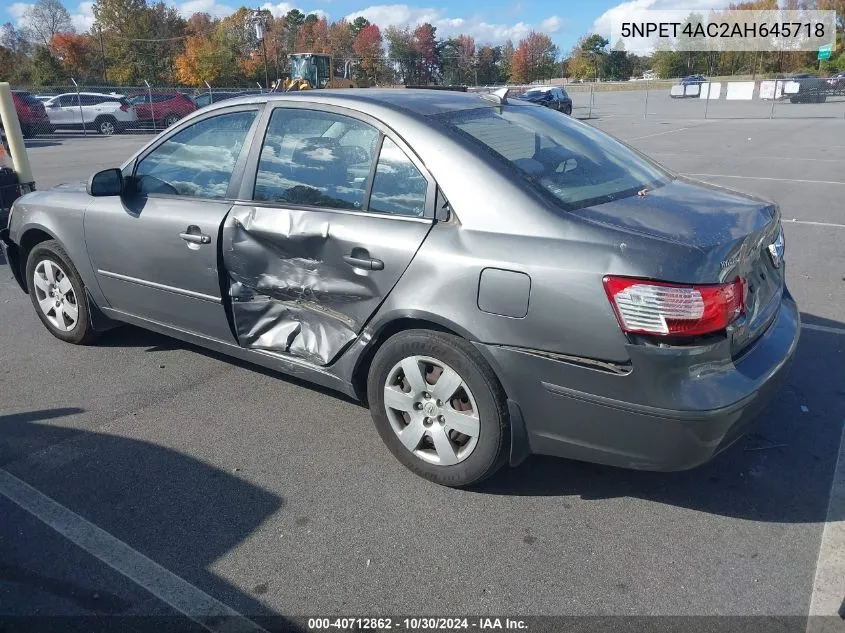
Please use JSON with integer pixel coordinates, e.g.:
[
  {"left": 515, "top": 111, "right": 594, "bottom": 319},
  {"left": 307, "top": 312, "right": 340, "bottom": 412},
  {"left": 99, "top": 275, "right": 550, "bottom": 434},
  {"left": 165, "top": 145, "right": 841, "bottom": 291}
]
[
  {"left": 603, "top": 276, "right": 744, "bottom": 337},
  {"left": 120, "top": 103, "right": 129, "bottom": 111}
]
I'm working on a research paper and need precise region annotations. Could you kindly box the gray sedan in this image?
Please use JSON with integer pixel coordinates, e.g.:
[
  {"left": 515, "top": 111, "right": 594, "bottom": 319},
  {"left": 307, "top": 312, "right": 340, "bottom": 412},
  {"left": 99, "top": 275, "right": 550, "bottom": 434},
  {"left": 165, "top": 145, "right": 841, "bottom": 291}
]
[{"left": 1, "top": 89, "right": 799, "bottom": 487}]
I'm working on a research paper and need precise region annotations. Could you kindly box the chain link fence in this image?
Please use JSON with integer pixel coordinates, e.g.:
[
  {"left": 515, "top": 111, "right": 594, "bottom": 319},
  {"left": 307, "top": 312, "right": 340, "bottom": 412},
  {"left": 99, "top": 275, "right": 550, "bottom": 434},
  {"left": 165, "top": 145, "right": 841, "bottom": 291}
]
[{"left": 4, "top": 74, "right": 845, "bottom": 140}]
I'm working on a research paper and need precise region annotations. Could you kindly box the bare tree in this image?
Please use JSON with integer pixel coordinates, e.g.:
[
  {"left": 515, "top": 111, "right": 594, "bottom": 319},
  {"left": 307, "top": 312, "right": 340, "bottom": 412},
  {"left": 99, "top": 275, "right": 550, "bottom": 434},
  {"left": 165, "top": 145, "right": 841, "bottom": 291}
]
[{"left": 22, "top": 0, "right": 74, "bottom": 46}]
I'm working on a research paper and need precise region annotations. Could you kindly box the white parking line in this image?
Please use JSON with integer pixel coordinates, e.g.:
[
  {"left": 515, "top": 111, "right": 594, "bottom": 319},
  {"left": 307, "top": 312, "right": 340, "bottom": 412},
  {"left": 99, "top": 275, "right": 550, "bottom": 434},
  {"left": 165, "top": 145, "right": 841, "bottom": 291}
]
[
  {"left": 0, "top": 468, "right": 268, "bottom": 633},
  {"left": 655, "top": 152, "right": 845, "bottom": 163},
  {"left": 803, "top": 324, "right": 845, "bottom": 336},
  {"left": 682, "top": 173, "right": 845, "bottom": 186},
  {"left": 807, "top": 419, "right": 845, "bottom": 631},
  {"left": 625, "top": 126, "right": 695, "bottom": 140},
  {"left": 784, "top": 220, "right": 845, "bottom": 229}
]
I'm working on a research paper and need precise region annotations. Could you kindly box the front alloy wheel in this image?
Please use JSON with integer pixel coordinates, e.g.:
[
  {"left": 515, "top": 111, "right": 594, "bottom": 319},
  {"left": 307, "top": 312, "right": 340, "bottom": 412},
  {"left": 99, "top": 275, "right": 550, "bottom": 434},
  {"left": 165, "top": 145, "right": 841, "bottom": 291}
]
[
  {"left": 25, "top": 240, "right": 98, "bottom": 345},
  {"left": 32, "top": 259, "right": 79, "bottom": 331}
]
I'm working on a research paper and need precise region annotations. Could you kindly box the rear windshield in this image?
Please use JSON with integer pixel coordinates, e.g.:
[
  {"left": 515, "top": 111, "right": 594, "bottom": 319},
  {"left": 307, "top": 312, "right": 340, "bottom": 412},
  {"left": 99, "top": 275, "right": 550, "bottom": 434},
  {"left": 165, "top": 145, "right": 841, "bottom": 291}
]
[
  {"left": 523, "top": 90, "right": 547, "bottom": 98},
  {"left": 434, "top": 105, "right": 671, "bottom": 211}
]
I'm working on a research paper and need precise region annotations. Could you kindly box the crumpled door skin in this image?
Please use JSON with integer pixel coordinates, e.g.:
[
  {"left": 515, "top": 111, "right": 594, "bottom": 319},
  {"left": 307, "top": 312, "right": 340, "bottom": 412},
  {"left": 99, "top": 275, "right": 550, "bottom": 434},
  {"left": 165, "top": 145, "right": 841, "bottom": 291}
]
[{"left": 224, "top": 206, "right": 378, "bottom": 366}]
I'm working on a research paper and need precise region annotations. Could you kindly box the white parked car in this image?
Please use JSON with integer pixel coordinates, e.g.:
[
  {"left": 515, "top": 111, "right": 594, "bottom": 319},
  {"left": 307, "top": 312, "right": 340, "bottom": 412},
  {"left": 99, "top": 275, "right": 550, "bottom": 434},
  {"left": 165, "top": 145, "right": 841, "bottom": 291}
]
[{"left": 43, "top": 92, "right": 138, "bottom": 135}]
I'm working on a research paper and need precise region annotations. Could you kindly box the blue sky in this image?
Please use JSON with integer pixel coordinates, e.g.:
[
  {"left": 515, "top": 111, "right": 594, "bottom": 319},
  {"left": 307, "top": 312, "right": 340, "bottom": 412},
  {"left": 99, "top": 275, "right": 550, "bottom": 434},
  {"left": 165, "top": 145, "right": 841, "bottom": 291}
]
[{"left": 1, "top": 0, "right": 657, "bottom": 53}]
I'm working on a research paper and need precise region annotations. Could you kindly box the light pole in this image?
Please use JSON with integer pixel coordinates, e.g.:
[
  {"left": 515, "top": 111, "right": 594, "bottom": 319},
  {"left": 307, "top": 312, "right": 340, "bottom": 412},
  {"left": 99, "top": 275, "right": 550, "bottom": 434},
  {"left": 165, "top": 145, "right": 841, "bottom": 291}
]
[{"left": 250, "top": 10, "right": 270, "bottom": 92}]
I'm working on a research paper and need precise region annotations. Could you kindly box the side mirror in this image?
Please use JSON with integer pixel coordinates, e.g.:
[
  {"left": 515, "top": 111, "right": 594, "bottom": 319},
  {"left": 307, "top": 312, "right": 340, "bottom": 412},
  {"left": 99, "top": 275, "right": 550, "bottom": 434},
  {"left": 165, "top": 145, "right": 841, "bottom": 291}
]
[{"left": 87, "top": 168, "right": 123, "bottom": 197}]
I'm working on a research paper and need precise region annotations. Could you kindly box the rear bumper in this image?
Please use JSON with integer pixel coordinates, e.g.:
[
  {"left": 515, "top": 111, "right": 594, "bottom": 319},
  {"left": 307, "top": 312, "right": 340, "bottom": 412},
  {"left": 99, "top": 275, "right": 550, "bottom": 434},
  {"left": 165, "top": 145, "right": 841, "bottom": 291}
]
[{"left": 476, "top": 292, "right": 800, "bottom": 471}]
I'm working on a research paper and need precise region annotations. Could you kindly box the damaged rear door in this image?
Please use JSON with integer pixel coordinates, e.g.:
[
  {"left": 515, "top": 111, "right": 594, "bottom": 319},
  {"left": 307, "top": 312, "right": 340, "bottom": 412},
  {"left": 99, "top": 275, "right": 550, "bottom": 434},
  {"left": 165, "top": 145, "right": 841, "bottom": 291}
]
[{"left": 223, "top": 105, "right": 436, "bottom": 365}]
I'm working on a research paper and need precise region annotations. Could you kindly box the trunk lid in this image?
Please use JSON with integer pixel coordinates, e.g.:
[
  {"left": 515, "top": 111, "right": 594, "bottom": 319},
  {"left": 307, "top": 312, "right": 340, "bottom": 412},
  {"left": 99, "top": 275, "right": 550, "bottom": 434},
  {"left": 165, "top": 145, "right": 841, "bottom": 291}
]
[{"left": 571, "top": 178, "right": 785, "bottom": 354}]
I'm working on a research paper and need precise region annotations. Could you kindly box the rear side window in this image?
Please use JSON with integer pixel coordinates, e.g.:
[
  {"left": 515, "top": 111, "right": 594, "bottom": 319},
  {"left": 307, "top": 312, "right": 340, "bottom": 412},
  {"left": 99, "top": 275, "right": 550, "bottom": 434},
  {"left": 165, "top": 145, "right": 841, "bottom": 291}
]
[
  {"left": 135, "top": 110, "right": 256, "bottom": 199},
  {"left": 369, "top": 138, "right": 427, "bottom": 217},
  {"left": 254, "top": 108, "right": 379, "bottom": 210},
  {"left": 58, "top": 95, "right": 77, "bottom": 107}
]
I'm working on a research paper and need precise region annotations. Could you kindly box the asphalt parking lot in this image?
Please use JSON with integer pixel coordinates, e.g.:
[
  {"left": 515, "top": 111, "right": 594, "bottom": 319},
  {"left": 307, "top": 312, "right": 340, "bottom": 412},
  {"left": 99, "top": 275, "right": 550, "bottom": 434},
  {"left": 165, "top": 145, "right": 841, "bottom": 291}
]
[{"left": 1, "top": 105, "right": 844, "bottom": 631}]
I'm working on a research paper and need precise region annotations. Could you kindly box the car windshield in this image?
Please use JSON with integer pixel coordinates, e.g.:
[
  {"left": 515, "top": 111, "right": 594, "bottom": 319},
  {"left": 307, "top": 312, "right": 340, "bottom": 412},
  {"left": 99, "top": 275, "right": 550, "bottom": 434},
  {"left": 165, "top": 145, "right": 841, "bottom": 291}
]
[{"left": 435, "top": 105, "right": 671, "bottom": 211}]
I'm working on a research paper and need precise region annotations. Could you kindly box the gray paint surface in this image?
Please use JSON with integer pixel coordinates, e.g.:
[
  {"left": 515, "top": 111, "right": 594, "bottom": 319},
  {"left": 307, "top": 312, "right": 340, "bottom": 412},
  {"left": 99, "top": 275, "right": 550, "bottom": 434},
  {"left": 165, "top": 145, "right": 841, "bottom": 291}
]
[{"left": 4, "top": 90, "right": 799, "bottom": 471}]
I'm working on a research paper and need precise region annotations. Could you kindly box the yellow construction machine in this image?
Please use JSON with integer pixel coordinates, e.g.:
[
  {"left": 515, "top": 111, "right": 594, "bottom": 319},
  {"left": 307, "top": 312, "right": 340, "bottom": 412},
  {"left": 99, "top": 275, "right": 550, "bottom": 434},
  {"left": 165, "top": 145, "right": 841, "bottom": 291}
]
[{"left": 279, "top": 53, "right": 356, "bottom": 91}]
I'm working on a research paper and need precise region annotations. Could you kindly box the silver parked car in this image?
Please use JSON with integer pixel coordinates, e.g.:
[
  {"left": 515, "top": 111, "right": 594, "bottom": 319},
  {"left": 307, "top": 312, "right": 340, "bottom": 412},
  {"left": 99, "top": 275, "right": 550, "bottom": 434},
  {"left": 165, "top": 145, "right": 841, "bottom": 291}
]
[{"left": 1, "top": 90, "right": 799, "bottom": 486}]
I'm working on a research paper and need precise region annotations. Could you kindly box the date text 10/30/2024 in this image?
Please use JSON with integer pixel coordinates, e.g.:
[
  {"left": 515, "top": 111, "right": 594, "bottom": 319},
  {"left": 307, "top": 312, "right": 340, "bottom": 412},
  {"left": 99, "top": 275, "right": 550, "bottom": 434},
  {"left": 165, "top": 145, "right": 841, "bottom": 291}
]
[{"left": 307, "top": 618, "right": 529, "bottom": 630}]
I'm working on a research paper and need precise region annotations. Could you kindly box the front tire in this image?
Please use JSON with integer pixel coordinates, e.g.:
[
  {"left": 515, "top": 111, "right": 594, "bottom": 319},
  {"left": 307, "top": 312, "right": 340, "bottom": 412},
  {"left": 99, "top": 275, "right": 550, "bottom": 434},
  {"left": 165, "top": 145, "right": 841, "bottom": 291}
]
[
  {"left": 367, "top": 329, "right": 508, "bottom": 487},
  {"left": 26, "top": 240, "right": 97, "bottom": 345}
]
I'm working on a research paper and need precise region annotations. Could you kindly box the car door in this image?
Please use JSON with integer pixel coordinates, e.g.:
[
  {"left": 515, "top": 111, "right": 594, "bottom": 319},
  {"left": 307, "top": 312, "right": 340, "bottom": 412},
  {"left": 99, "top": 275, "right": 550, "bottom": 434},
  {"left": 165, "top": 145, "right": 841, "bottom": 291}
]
[
  {"left": 221, "top": 104, "right": 435, "bottom": 365},
  {"left": 84, "top": 105, "right": 263, "bottom": 341},
  {"left": 49, "top": 95, "right": 78, "bottom": 126}
]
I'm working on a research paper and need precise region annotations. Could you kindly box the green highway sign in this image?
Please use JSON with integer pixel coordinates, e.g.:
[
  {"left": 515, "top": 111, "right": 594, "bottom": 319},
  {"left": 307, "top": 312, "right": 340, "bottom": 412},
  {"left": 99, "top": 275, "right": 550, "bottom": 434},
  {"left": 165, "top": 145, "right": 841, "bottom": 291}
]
[{"left": 818, "top": 45, "right": 832, "bottom": 60}]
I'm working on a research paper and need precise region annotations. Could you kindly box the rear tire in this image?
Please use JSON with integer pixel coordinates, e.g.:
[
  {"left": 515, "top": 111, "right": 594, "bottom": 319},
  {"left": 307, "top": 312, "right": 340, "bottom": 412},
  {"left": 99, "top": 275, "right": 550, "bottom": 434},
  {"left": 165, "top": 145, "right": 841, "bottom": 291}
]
[
  {"left": 163, "top": 113, "right": 180, "bottom": 127},
  {"left": 95, "top": 116, "right": 117, "bottom": 136},
  {"left": 26, "top": 240, "right": 98, "bottom": 345},
  {"left": 367, "top": 329, "right": 509, "bottom": 487}
]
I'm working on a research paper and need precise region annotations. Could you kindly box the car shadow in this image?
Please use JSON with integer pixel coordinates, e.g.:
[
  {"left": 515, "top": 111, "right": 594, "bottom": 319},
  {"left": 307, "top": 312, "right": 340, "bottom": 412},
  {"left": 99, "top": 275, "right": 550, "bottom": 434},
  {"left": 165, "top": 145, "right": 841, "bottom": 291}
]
[
  {"left": 0, "top": 408, "right": 303, "bottom": 630},
  {"left": 474, "top": 311, "right": 845, "bottom": 524}
]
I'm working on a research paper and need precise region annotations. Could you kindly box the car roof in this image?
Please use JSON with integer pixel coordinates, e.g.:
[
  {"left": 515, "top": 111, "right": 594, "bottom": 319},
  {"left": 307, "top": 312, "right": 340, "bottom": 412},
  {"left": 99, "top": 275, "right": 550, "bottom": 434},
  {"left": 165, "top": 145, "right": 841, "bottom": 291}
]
[{"left": 212, "top": 88, "right": 524, "bottom": 117}]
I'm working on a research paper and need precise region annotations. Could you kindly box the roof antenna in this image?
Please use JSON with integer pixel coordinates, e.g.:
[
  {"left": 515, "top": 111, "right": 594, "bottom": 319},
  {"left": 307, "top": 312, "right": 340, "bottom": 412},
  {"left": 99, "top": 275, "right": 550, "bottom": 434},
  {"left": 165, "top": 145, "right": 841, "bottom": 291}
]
[{"left": 479, "top": 87, "right": 509, "bottom": 105}]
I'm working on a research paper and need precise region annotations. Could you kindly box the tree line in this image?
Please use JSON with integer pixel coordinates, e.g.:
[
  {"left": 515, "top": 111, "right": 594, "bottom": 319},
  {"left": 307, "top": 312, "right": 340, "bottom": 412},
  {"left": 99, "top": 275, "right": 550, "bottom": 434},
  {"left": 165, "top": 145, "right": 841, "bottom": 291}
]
[
  {"left": 0, "top": 0, "right": 559, "bottom": 87},
  {"left": 0, "top": 0, "right": 842, "bottom": 89}
]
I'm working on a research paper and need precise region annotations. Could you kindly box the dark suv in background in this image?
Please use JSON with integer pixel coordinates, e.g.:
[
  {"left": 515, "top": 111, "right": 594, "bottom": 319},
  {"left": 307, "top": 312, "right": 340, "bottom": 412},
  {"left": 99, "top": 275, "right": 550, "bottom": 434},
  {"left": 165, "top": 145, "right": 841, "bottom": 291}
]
[{"left": 516, "top": 87, "right": 573, "bottom": 114}]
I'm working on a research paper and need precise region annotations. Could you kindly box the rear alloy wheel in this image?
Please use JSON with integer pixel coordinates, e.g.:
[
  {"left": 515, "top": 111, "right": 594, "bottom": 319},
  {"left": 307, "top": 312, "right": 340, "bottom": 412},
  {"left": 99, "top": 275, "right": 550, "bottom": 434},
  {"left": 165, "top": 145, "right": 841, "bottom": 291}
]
[
  {"left": 26, "top": 240, "right": 97, "bottom": 345},
  {"left": 368, "top": 330, "right": 508, "bottom": 487},
  {"left": 163, "top": 114, "right": 180, "bottom": 127},
  {"left": 96, "top": 116, "right": 117, "bottom": 136}
]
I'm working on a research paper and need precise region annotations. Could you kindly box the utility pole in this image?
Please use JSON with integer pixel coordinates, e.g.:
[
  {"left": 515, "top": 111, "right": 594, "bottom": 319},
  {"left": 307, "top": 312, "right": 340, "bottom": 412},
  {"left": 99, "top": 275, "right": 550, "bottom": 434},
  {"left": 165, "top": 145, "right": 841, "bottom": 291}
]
[
  {"left": 98, "top": 26, "right": 107, "bottom": 83},
  {"left": 250, "top": 10, "right": 270, "bottom": 91}
]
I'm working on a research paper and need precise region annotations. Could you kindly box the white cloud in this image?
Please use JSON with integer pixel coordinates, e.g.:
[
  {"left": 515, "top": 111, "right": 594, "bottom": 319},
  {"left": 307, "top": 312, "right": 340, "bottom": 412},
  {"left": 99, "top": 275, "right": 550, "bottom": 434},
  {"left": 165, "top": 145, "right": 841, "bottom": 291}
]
[
  {"left": 592, "top": 0, "right": 732, "bottom": 39},
  {"left": 8, "top": 2, "right": 30, "bottom": 21},
  {"left": 8, "top": 1, "right": 92, "bottom": 32},
  {"left": 344, "top": 4, "right": 563, "bottom": 45},
  {"left": 176, "top": 0, "right": 236, "bottom": 18},
  {"left": 258, "top": 2, "right": 328, "bottom": 19},
  {"left": 72, "top": 1, "right": 94, "bottom": 32}
]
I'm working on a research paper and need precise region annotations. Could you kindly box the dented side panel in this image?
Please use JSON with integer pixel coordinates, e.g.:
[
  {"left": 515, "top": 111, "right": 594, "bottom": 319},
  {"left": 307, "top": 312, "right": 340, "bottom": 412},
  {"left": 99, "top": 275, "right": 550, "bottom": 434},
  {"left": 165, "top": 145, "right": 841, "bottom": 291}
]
[{"left": 223, "top": 204, "right": 432, "bottom": 365}]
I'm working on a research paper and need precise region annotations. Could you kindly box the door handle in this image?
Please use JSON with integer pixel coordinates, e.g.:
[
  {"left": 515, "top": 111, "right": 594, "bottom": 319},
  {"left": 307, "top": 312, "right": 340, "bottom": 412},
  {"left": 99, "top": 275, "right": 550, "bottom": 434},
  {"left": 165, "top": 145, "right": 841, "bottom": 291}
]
[
  {"left": 179, "top": 230, "right": 211, "bottom": 244},
  {"left": 343, "top": 254, "right": 384, "bottom": 270}
]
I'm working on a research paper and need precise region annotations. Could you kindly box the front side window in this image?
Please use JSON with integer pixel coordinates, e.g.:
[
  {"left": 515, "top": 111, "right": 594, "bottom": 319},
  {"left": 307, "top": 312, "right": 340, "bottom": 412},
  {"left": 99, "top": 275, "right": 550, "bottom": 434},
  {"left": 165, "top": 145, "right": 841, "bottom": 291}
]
[
  {"left": 369, "top": 138, "right": 427, "bottom": 217},
  {"left": 434, "top": 105, "right": 671, "bottom": 211},
  {"left": 135, "top": 110, "right": 256, "bottom": 199},
  {"left": 254, "top": 108, "right": 379, "bottom": 210}
]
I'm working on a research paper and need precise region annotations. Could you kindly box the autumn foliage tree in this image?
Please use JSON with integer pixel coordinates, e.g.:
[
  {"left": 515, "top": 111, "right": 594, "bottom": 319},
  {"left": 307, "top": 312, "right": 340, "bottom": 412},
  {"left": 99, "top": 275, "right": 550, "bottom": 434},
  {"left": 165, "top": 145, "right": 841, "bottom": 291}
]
[
  {"left": 49, "top": 32, "right": 93, "bottom": 79},
  {"left": 353, "top": 24, "right": 382, "bottom": 84}
]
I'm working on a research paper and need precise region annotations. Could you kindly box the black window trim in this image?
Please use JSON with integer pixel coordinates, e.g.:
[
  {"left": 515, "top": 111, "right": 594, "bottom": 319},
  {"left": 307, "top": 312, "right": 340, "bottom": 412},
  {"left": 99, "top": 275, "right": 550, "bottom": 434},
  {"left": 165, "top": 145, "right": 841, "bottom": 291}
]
[
  {"left": 128, "top": 103, "right": 265, "bottom": 202},
  {"left": 239, "top": 101, "right": 436, "bottom": 222}
]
